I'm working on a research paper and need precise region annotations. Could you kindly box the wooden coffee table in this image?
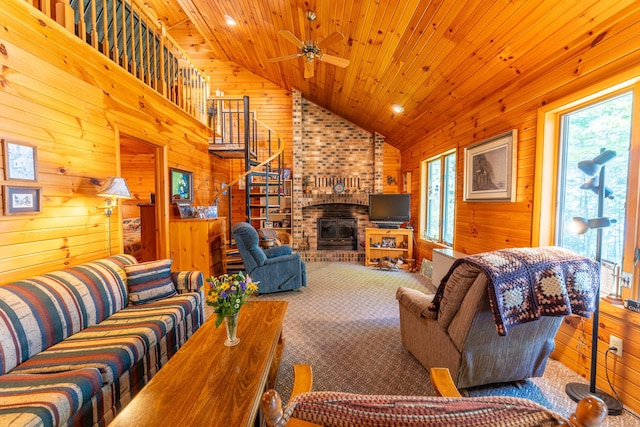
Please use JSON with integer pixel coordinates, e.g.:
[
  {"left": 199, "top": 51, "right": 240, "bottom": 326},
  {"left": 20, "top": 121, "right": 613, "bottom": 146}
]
[{"left": 109, "top": 300, "right": 288, "bottom": 427}]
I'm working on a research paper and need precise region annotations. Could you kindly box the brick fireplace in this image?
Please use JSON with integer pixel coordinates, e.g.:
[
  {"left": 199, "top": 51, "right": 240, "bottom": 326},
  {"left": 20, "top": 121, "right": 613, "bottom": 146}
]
[{"left": 291, "top": 90, "right": 385, "bottom": 263}]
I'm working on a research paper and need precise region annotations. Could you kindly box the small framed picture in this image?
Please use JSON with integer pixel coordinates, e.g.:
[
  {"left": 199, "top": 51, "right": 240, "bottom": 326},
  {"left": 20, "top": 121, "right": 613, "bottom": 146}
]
[
  {"left": 381, "top": 237, "right": 396, "bottom": 248},
  {"left": 264, "top": 221, "right": 273, "bottom": 228},
  {"left": 3, "top": 140, "right": 38, "bottom": 181},
  {"left": 177, "top": 203, "right": 193, "bottom": 219},
  {"left": 281, "top": 168, "right": 291, "bottom": 180},
  {"left": 3, "top": 186, "right": 42, "bottom": 215}
]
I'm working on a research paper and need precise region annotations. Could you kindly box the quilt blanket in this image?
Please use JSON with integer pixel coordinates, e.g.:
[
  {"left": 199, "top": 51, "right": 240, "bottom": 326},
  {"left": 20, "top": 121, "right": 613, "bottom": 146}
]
[{"left": 431, "top": 247, "right": 600, "bottom": 335}]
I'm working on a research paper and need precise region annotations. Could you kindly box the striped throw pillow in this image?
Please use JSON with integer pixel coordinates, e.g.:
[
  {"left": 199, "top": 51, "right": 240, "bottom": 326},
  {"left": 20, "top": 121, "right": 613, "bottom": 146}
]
[{"left": 125, "top": 259, "right": 177, "bottom": 305}]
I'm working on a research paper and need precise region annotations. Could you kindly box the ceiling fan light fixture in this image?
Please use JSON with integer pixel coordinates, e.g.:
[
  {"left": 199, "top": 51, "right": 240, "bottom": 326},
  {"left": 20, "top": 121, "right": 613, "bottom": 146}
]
[
  {"left": 392, "top": 104, "right": 405, "bottom": 113},
  {"left": 224, "top": 14, "right": 237, "bottom": 26},
  {"left": 270, "top": 11, "right": 349, "bottom": 79}
]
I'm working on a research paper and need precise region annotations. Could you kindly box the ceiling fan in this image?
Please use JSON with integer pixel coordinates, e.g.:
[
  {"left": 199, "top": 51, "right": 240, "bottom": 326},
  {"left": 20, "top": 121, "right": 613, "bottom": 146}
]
[{"left": 269, "top": 10, "right": 350, "bottom": 79}]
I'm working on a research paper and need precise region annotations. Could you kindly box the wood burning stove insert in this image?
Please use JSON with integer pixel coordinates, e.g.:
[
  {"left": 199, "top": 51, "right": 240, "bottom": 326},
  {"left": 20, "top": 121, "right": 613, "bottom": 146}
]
[{"left": 317, "top": 217, "right": 357, "bottom": 250}]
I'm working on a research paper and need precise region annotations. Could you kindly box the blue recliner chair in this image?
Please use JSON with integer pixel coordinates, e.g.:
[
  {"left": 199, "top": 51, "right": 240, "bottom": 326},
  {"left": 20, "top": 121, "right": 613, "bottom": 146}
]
[{"left": 232, "top": 222, "right": 307, "bottom": 294}]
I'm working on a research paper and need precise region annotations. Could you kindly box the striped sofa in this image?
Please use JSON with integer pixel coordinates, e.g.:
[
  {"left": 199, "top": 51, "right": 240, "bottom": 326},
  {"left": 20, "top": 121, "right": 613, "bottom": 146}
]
[{"left": 0, "top": 254, "right": 204, "bottom": 427}]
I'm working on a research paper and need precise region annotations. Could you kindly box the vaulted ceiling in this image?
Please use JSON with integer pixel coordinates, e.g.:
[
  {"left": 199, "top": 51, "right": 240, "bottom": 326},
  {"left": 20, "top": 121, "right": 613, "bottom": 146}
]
[{"left": 144, "top": 0, "right": 637, "bottom": 147}]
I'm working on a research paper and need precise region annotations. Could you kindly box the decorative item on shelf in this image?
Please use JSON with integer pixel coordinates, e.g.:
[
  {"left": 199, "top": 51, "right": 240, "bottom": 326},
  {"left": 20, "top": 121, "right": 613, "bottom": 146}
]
[
  {"left": 261, "top": 237, "right": 275, "bottom": 248},
  {"left": 565, "top": 148, "right": 623, "bottom": 416},
  {"left": 97, "top": 176, "right": 132, "bottom": 256},
  {"left": 302, "top": 175, "right": 311, "bottom": 194},
  {"left": 300, "top": 231, "right": 310, "bottom": 251},
  {"left": 205, "top": 205, "right": 218, "bottom": 218},
  {"left": 375, "top": 257, "right": 398, "bottom": 271},
  {"left": 205, "top": 272, "right": 259, "bottom": 346},
  {"left": 177, "top": 203, "right": 193, "bottom": 219},
  {"left": 381, "top": 237, "right": 396, "bottom": 248}
]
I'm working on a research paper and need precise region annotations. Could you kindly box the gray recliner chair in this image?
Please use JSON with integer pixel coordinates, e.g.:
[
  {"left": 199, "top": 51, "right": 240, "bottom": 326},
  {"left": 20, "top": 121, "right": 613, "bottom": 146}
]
[
  {"left": 232, "top": 222, "right": 307, "bottom": 294},
  {"left": 396, "top": 246, "right": 599, "bottom": 389}
]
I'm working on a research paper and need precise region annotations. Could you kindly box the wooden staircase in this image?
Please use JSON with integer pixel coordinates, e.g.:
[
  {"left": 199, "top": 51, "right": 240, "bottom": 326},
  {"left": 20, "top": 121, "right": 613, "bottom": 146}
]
[{"left": 208, "top": 96, "right": 287, "bottom": 272}]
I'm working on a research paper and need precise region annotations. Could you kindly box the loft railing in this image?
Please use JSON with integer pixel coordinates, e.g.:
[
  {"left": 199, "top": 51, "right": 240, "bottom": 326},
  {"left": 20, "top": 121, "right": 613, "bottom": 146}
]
[{"left": 24, "top": 0, "right": 208, "bottom": 124}]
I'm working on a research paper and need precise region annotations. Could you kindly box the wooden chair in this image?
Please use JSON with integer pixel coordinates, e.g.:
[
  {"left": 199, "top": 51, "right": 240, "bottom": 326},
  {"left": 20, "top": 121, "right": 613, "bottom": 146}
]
[{"left": 261, "top": 365, "right": 608, "bottom": 427}]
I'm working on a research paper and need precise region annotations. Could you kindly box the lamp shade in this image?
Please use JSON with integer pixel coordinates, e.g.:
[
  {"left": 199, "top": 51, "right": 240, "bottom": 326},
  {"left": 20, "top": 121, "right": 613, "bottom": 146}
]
[
  {"left": 97, "top": 177, "right": 132, "bottom": 199},
  {"left": 577, "top": 149, "right": 616, "bottom": 177},
  {"left": 579, "top": 176, "right": 614, "bottom": 199},
  {"left": 570, "top": 216, "right": 617, "bottom": 235}
]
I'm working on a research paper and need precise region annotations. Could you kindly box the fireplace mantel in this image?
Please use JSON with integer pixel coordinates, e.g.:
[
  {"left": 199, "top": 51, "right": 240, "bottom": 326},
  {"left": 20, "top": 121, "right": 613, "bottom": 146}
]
[{"left": 299, "top": 194, "right": 369, "bottom": 208}]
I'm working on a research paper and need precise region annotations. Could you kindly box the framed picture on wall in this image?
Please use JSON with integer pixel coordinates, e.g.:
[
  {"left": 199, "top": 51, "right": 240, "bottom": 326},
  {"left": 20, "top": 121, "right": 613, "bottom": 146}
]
[
  {"left": 3, "top": 140, "right": 38, "bottom": 181},
  {"left": 3, "top": 186, "right": 42, "bottom": 215},
  {"left": 463, "top": 130, "right": 517, "bottom": 202},
  {"left": 170, "top": 168, "right": 193, "bottom": 203}
]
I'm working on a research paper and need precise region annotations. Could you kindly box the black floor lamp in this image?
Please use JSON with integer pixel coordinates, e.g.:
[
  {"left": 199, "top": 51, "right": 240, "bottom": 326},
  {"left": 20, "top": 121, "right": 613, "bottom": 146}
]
[{"left": 565, "top": 148, "right": 623, "bottom": 415}]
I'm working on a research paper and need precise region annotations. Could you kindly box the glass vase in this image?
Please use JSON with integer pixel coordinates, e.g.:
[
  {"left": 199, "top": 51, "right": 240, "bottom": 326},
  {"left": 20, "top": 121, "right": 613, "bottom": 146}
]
[{"left": 223, "top": 312, "right": 240, "bottom": 346}]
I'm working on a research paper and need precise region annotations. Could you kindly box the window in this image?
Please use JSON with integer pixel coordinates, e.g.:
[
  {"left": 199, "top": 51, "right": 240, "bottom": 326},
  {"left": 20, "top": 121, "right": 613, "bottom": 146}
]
[
  {"left": 420, "top": 150, "right": 456, "bottom": 246},
  {"left": 556, "top": 93, "right": 632, "bottom": 295},
  {"left": 535, "top": 72, "right": 640, "bottom": 300}
]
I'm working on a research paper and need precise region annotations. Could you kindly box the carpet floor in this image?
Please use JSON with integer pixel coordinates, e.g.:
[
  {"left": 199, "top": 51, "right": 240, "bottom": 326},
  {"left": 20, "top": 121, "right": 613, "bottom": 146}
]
[{"left": 249, "top": 262, "right": 640, "bottom": 425}]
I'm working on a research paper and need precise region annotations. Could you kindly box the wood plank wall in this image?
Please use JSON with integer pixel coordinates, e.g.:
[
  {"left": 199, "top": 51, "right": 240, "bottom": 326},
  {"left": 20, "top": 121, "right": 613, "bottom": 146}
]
[
  {"left": 383, "top": 144, "right": 401, "bottom": 194},
  {"left": 0, "top": 0, "right": 227, "bottom": 283},
  {"left": 395, "top": 6, "right": 640, "bottom": 414}
]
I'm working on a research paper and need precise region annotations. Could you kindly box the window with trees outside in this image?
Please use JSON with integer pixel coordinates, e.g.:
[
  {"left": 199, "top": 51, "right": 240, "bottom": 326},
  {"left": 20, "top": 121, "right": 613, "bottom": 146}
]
[
  {"left": 420, "top": 150, "right": 456, "bottom": 246},
  {"left": 556, "top": 92, "right": 632, "bottom": 297},
  {"left": 536, "top": 75, "right": 640, "bottom": 301}
]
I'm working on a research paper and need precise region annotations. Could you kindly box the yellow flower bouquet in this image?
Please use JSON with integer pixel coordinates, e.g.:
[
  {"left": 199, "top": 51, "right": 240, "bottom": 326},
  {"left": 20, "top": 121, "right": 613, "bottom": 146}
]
[{"left": 205, "top": 272, "right": 259, "bottom": 327}]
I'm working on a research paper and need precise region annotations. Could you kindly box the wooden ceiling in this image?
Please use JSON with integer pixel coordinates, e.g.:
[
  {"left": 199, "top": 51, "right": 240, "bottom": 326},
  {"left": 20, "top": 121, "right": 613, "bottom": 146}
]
[{"left": 144, "top": 0, "right": 638, "bottom": 147}]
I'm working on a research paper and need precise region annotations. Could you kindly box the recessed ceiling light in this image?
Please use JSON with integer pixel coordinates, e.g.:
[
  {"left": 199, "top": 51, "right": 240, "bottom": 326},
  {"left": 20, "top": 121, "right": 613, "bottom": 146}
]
[
  {"left": 392, "top": 104, "right": 404, "bottom": 113},
  {"left": 224, "top": 15, "right": 237, "bottom": 26}
]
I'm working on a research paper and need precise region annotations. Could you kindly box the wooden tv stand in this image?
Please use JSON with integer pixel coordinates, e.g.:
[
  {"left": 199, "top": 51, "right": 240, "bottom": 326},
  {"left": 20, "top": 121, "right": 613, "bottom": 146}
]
[{"left": 365, "top": 227, "right": 414, "bottom": 269}]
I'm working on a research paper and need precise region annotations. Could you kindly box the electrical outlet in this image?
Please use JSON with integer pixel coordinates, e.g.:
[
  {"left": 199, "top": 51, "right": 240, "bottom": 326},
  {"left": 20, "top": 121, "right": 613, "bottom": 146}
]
[{"left": 609, "top": 335, "right": 623, "bottom": 357}]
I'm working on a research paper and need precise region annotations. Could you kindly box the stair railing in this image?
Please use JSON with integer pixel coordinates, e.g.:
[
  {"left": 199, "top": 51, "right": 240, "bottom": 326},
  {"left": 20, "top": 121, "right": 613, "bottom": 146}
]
[{"left": 22, "top": 0, "right": 209, "bottom": 124}]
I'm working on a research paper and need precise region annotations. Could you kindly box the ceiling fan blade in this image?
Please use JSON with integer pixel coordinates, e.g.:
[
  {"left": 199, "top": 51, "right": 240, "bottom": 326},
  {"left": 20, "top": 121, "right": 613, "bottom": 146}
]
[
  {"left": 304, "top": 59, "right": 315, "bottom": 79},
  {"left": 278, "top": 30, "right": 305, "bottom": 49},
  {"left": 317, "top": 31, "right": 345, "bottom": 49},
  {"left": 318, "top": 54, "right": 350, "bottom": 68},
  {"left": 269, "top": 53, "right": 302, "bottom": 63}
]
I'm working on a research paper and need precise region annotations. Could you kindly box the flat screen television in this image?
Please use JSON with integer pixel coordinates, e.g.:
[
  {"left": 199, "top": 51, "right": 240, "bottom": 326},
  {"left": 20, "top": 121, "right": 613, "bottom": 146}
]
[{"left": 368, "top": 193, "right": 411, "bottom": 226}]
